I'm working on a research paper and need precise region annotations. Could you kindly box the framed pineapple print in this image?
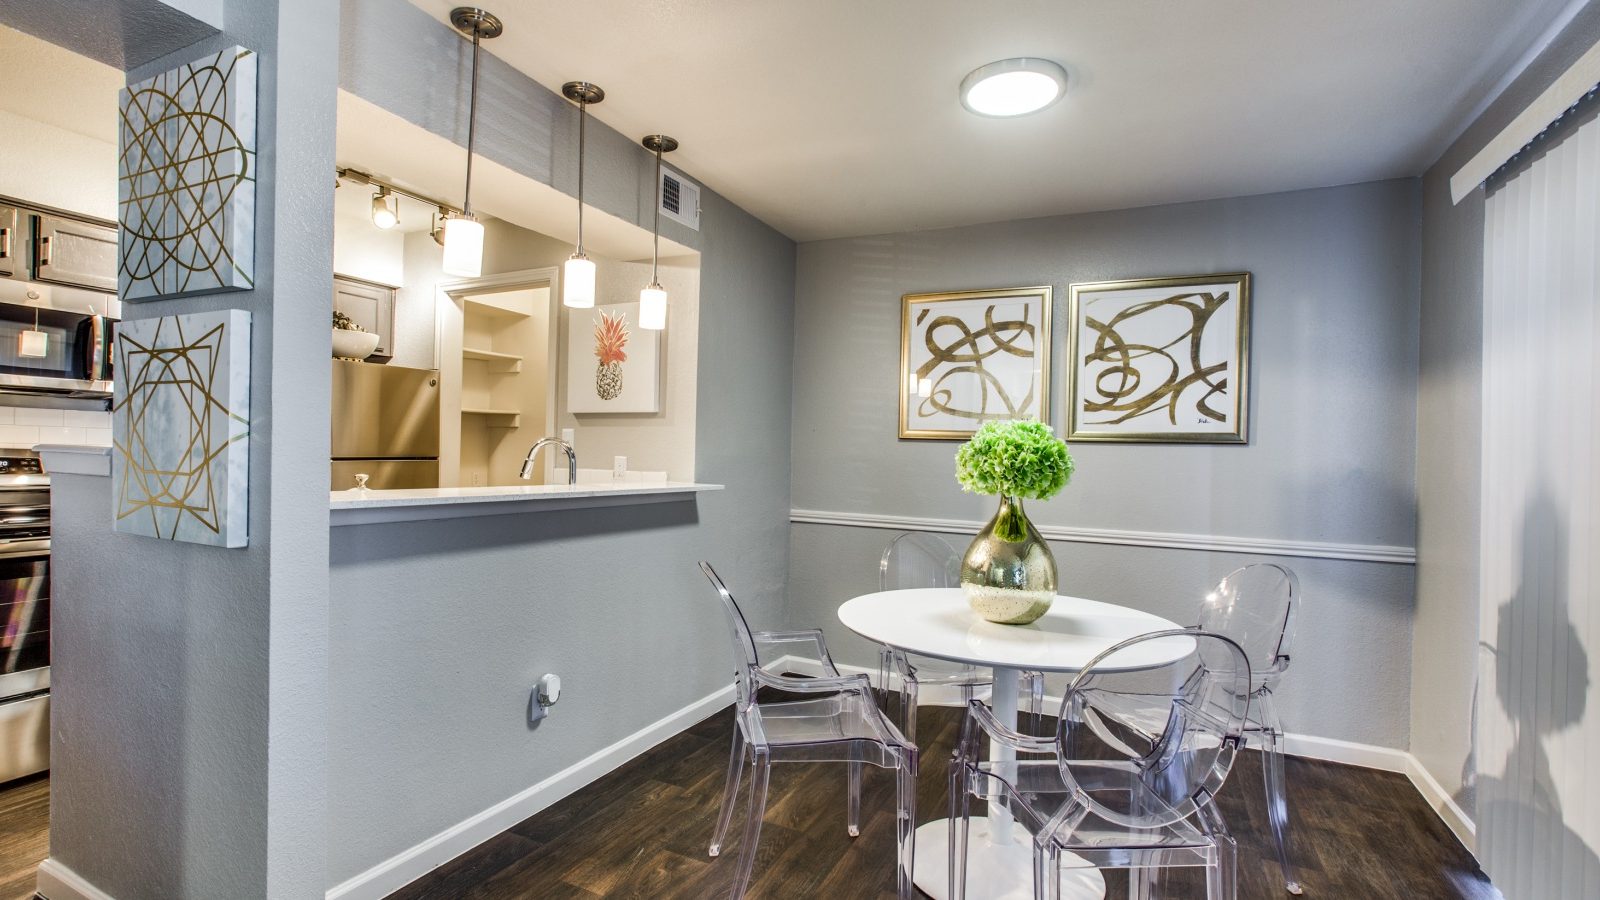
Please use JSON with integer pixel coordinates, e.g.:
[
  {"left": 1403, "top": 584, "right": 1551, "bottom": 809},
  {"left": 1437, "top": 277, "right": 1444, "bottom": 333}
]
[
  {"left": 566, "top": 302, "right": 661, "bottom": 413},
  {"left": 1066, "top": 273, "right": 1250, "bottom": 442},
  {"left": 899, "top": 286, "right": 1052, "bottom": 439}
]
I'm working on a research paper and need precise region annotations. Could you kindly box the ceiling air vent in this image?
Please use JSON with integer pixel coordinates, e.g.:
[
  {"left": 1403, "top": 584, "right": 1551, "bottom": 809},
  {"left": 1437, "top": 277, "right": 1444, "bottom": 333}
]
[{"left": 658, "top": 165, "right": 700, "bottom": 231}]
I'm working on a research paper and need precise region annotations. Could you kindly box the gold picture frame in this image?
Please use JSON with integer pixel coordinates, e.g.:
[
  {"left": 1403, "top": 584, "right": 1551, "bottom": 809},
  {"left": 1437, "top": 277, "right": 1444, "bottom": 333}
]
[
  {"left": 1066, "top": 273, "right": 1250, "bottom": 443},
  {"left": 899, "top": 286, "right": 1052, "bottom": 440}
]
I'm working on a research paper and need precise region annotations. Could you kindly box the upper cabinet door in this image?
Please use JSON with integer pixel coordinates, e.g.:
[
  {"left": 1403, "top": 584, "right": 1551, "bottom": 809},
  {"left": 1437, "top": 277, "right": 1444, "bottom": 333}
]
[
  {"left": 0, "top": 206, "right": 18, "bottom": 279},
  {"left": 333, "top": 275, "right": 396, "bottom": 359},
  {"left": 34, "top": 215, "right": 118, "bottom": 293}
]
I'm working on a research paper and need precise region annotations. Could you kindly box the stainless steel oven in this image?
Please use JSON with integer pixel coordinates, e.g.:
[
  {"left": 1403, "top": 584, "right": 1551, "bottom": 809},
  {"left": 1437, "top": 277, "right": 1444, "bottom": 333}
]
[{"left": 0, "top": 453, "right": 50, "bottom": 784}]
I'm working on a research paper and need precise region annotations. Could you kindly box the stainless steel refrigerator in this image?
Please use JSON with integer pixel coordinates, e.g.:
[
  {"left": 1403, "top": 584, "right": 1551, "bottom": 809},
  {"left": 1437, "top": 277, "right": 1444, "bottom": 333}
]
[{"left": 330, "top": 360, "right": 440, "bottom": 490}]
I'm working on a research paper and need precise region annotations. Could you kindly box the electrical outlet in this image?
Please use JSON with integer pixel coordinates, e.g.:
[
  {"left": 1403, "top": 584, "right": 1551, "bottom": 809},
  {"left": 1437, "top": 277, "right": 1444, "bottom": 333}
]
[
  {"left": 470, "top": 472, "right": 483, "bottom": 486},
  {"left": 612, "top": 456, "right": 627, "bottom": 479}
]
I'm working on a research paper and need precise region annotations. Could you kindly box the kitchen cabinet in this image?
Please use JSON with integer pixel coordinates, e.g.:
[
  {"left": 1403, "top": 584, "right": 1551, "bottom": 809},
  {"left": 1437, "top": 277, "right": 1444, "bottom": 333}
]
[
  {"left": 333, "top": 275, "right": 396, "bottom": 360},
  {"left": 0, "top": 205, "right": 18, "bottom": 279},
  {"left": 34, "top": 214, "right": 118, "bottom": 292}
]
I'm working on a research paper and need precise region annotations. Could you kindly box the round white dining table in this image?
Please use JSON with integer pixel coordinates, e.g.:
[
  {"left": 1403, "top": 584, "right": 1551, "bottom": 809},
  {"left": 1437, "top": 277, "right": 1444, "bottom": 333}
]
[{"left": 837, "top": 588, "right": 1194, "bottom": 900}]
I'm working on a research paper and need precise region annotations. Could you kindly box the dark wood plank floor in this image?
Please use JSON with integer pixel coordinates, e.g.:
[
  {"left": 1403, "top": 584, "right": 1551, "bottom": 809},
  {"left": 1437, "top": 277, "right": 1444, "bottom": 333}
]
[
  {"left": 0, "top": 702, "right": 1494, "bottom": 899},
  {"left": 0, "top": 774, "right": 47, "bottom": 900},
  {"left": 390, "top": 700, "right": 1496, "bottom": 900}
]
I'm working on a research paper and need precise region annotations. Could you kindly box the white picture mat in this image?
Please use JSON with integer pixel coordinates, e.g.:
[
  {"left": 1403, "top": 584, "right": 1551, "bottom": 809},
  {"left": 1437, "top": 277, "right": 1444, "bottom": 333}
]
[
  {"left": 1070, "top": 280, "right": 1244, "bottom": 438},
  {"left": 904, "top": 293, "right": 1046, "bottom": 434}
]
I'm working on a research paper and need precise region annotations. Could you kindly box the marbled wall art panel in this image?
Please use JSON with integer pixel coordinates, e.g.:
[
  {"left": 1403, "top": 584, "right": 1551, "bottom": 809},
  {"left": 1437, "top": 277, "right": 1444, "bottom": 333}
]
[
  {"left": 119, "top": 45, "right": 257, "bottom": 300},
  {"left": 112, "top": 310, "right": 251, "bottom": 547}
]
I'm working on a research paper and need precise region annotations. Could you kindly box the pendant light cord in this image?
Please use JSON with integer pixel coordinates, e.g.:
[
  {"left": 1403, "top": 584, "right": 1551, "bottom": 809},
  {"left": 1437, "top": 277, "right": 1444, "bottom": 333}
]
[
  {"left": 651, "top": 143, "right": 662, "bottom": 284},
  {"left": 462, "top": 25, "right": 481, "bottom": 217},
  {"left": 576, "top": 100, "right": 587, "bottom": 254}
]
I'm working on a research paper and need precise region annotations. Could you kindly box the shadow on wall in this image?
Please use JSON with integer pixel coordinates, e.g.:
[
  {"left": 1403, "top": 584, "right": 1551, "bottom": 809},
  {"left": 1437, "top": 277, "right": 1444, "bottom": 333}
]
[{"left": 1470, "top": 490, "right": 1598, "bottom": 898}]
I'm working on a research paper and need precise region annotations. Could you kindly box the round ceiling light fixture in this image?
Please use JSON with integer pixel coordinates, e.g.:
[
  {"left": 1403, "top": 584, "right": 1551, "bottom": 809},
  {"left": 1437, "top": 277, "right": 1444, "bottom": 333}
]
[{"left": 960, "top": 57, "right": 1068, "bottom": 117}]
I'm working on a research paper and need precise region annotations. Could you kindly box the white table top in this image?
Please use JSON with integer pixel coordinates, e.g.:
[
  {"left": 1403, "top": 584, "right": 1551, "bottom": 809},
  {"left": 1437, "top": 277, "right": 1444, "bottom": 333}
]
[{"left": 838, "top": 588, "right": 1192, "bottom": 673}]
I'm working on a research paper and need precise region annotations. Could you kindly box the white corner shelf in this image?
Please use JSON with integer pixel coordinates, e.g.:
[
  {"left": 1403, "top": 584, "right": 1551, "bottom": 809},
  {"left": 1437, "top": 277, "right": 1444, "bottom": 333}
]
[
  {"left": 461, "top": 407, "right": 522, "bottom": 428},
  {"left": 462, "top": 346, "right": 523, "bottom": 373}
]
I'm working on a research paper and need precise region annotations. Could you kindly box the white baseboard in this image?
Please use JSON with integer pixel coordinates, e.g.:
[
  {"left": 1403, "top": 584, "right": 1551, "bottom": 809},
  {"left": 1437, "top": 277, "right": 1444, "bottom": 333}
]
[
  {"left": 37, "top": 858, "right": 117, "bottom": 900},
  {"left": 325, "top": 683, "right": 736, "bottom": 900},
  {"left": 1405, "top": 754, "right": 1477, "bottom": 854},
  {"left": 776, "top": 654, "right": 1480, "bottom": 856}
]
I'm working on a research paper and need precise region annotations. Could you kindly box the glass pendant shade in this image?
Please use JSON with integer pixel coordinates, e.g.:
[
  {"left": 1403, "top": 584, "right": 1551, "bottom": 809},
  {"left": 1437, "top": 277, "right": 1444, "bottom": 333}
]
[
  {"left": 440, "top": 213, "right": 484, "bottom": 277},
  {"left": 639, "top": 284, "right": 667, "bottom": 330},
  {"left": 563, "top": 254, "right": 596, "bottom": 308}
]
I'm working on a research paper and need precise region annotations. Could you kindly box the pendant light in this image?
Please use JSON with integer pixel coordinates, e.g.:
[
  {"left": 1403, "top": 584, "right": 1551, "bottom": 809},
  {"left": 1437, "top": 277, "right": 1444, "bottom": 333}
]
[
  {"left": 562, "top": 81, "right": 605, "bottom": 308},
  {"left": 441, "top": 7, "right": 503, "bottom": 278},
  {"left": 639, "top": 134, "right": 678, "bottom": 330}
]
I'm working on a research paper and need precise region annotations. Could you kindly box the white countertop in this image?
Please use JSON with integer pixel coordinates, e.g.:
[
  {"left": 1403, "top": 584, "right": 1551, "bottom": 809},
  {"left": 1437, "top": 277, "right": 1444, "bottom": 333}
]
[{"left": 330, "top": 481, "right": 722, "bottom": 526}]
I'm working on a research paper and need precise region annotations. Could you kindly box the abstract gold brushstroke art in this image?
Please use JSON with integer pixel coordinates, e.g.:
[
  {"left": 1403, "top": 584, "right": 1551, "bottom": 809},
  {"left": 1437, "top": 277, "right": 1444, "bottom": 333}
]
[
  {"left": 900, "top": 287, "right": 1052, "bottom": 440},
  {"left": 118, "top": 46, "right": 257, "bottom": 301},
  {"left": 1067, "top": 274, "right": 1251, "bottom": 443},
  {"left": 112, "top": 310, "right": 251, "bottom": 547}
]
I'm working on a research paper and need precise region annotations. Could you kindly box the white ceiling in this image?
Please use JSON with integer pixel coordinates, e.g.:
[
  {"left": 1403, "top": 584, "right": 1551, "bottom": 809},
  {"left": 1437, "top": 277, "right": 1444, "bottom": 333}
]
[{"left": 412, "top": 0, "right": 1577, "bottom": 242}]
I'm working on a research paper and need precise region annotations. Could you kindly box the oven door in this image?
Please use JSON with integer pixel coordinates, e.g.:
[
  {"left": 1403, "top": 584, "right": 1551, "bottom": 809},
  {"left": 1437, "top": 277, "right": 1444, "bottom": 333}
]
[{"left": 0, "top": 542, "right": 49, "bottom": 687}]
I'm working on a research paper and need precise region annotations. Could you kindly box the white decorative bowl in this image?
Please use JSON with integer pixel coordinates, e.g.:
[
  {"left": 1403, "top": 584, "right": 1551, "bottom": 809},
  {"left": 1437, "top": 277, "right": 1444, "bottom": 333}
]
[{"left": 332, "top": 328, "right": 380, "bottom": 360}]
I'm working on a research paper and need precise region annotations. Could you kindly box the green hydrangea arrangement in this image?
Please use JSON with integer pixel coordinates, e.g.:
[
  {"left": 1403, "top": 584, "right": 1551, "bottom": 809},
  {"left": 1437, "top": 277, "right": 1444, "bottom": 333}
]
[{"left": 955, "top": 419, "right": 1074, "bottom": 501}]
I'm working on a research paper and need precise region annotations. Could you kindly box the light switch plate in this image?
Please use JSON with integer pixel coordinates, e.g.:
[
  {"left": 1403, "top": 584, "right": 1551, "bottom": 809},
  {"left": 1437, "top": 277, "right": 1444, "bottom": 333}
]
[{"left": 613, "top": 456, "right": 627, "bottom": 478}]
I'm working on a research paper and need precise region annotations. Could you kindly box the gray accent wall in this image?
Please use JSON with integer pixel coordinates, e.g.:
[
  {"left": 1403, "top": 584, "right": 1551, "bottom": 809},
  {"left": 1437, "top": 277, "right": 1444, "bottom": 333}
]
[
  {"left": 788, "top": 180, "right": 1422, "bottom": 749},
  {"left": 41, "top": 0, "right": 338, "bottom": 897},
  {"left": 1413, "top": 1, "right": 1600, "bottom": 820},
  {"left": 327, "top": 0, "right": 795, "bottom": 888}
]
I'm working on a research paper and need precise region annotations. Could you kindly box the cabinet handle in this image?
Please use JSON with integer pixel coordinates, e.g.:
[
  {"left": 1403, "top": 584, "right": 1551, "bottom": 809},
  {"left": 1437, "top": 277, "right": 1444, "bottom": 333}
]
[
  {"left": 0, "top": 227, "right": 9, "bottom": 260},
  {"left": 37, "top": 235, "right": 49, "bottom": 268}
]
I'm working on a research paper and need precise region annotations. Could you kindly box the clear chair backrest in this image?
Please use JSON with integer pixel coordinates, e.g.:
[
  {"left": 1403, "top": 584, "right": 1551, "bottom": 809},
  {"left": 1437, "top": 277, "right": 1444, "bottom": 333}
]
[
  {"left": 699, "top": 562, "right": 760, "bottom": 706},
  {"left": 1056, "top": 630, "right": 1251, "bottom": 829},
  {"left": 879, "top": 532, "right": 960, "bottom": 592},
  {"left": 1194, "top": 563, "right": 1300, "bottom": 691}
]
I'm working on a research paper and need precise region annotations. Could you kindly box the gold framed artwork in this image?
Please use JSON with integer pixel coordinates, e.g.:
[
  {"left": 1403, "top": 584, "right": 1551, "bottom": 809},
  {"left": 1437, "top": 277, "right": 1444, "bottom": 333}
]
[
  {"left": 899, "top": 286, "right": 1052, "bottom": 440},
  {"left": 1066, "top": 273, "right": 1250, "bottom": 443}
]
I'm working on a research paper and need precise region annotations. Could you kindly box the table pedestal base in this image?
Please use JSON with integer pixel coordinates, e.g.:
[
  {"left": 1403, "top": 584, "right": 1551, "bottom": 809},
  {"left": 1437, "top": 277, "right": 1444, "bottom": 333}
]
[{"left": 912, "top": 817, "right": 1106, "bottom": 900}]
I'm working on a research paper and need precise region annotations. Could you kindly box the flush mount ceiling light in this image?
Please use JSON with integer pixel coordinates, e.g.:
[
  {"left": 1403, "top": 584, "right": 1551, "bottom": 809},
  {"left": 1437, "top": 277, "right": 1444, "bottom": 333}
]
[
  {"left": 638, "top": 133, "right": 678, "bottom": 331},
  {"left": 370, "top": 186, "right": 398, "bottom": 229},
  {"left": 562, "top": 81, "right": 605, "bottom": 309},
  {"left": 440, "top": 6, "right": 503, "bottom": 278},
  {"left": 960, "top": 57, "right": 1068, "bottom": 117}
]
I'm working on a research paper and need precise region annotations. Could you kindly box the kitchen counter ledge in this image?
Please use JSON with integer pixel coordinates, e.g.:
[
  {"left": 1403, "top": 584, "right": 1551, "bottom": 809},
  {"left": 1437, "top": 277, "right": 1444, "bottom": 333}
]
[{"left": 330, "top": 481, "right": 723, "bottom": 526}]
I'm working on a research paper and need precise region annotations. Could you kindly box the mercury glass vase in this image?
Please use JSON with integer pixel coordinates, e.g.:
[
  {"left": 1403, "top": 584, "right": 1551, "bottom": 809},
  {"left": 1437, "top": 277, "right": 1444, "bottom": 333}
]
[{"left": 960, "top": 494, "right": 1057, "bottom": 625}]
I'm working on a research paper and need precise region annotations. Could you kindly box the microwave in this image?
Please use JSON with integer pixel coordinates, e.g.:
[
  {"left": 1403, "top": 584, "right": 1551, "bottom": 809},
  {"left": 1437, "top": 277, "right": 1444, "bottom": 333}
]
[{"left": 0, "top": 301, "right": 114, "bottom": 403}]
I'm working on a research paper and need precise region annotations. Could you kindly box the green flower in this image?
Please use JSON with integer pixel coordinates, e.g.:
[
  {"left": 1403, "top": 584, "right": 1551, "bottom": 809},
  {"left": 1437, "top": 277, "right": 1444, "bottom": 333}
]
[{"left": 954, "top": 419, "right": 1074, "bottom": 501}]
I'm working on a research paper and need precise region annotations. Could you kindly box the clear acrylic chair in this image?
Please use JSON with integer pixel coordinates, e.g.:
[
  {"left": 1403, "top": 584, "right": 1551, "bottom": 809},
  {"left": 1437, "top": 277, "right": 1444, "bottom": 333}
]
[
  {"left": 949, "top": 629, "right": 1252, "bottom": 900},
  {"left": 877, "top": 532, "right": 1046, "bottom": 744},
  {"left": 698, "top": 562, "right": 918, "bottom": 899},
  {"left": 1195, "top": 563, "right": 1302, "bottom": 895}
]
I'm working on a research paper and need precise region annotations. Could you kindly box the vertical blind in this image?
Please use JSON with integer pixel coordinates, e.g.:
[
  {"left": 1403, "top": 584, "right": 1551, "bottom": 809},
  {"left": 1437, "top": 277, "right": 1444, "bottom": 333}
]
[{"left": 1479, "top": 110, "right": 1600, "bottom": 899}]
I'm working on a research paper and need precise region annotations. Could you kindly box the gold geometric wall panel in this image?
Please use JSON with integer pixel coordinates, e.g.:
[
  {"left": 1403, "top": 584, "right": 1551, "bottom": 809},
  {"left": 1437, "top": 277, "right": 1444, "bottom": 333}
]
[
  {"left": 119, "top": 45, "right": 257, "bottom": 301},
  {"left": 112, "top": 310, "right": 251, "bottom": 548}
]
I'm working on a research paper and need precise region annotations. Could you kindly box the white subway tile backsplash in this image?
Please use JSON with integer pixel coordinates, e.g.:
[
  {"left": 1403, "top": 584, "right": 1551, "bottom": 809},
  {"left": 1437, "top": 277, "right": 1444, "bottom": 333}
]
[
  {"left": 12, "top": 408, "right": 63, "bottom": 426},
  {"left": 62, "top": 410, "right": 111, "bottom": 428},
  {"left": 84, "top": 428, "right": 113, "bottom": 447},
  {"left": 37, "top": 426, "right": 87, "bottom": 446},
  {"left": 0, "top": 408, "right": 14, "bottom": 426},
  {"left": 0, "top": 425, "right": 39, "bottom": 448}
]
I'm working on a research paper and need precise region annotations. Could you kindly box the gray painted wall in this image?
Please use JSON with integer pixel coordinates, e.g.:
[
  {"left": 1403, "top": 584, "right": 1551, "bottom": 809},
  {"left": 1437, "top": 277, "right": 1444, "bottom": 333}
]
[
  {"left": 328, "top": 0, "right": 794, "bottom": 887},
  {"left": 788, "top": 180, "right": 1422, "bottom": 749},
  {"left": 42, "top": 0, "right": 337, "bottom": 897},
  {"left": 1413, "top": 1, "right": 1600, "bottom": 818}
]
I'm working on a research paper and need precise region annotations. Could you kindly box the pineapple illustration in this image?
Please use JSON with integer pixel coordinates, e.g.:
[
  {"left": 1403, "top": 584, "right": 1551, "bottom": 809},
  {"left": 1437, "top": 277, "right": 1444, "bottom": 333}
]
[{"left": 593, "top": 311, "right": 629, "bottom": 400}]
